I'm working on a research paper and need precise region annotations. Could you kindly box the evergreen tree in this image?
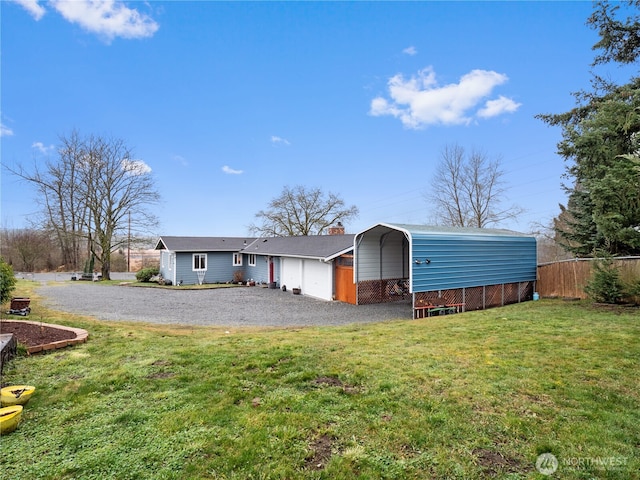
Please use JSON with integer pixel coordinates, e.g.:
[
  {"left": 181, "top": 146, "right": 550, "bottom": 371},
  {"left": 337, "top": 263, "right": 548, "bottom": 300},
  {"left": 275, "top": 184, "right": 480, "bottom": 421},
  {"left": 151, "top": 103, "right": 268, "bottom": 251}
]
[
  {"left": 553, "top": 185, "right": 601, "bottom": 256},
  {"left": 538, "top": 1, "right": 640, "bottom": 256}
]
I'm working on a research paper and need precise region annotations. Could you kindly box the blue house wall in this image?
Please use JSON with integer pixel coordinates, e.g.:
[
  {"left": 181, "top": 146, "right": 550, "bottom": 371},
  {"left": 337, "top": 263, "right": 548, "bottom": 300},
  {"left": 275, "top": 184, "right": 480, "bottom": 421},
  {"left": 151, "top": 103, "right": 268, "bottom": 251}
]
[
  {"left": 244, "top": 254, "right": 269, "bottom": 283},
  {"left": 175, "top": 251, "right": 239, "bottom": 285},
  {"left": 159, "top": 247, "right": 283, "bottom": 286}
]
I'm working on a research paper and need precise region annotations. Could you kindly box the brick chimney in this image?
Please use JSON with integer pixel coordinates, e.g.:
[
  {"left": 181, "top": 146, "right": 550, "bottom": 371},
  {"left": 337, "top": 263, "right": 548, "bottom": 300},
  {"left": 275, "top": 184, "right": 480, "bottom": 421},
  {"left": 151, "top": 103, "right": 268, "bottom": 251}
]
[{"left": 328, "top": 222, "right": 345, "bottom": 235}]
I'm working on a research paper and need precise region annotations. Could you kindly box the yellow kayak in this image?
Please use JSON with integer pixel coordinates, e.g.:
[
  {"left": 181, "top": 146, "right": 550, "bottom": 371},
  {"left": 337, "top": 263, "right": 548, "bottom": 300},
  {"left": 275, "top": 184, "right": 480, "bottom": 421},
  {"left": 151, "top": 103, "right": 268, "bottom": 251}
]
[
  {"left": 1, "top": 385, "right": 36, "bottom": 406},
  {"left": 0, "top": 405, "right": 23, "bottom": 435}
]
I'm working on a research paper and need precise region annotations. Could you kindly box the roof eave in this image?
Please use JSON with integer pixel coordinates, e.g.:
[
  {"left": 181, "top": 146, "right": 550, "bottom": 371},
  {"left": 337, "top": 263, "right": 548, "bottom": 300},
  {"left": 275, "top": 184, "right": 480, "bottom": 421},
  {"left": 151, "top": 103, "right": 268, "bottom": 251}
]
[{"left": 325, "top": 245, "right": 355, "bottom": 262}]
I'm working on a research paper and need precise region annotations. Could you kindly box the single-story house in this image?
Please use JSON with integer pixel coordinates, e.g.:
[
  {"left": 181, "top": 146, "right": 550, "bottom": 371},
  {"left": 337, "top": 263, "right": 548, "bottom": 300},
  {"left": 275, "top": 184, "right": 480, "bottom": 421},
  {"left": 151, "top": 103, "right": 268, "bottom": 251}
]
[
  {"left": 154, "top": 233, "right": 354, "bottom": 301},
  {"left": 155, "top": 236, "right": 255, "bottom": 286},
  {"left": 353, "top": 223, "right": 537, "bottom": 315},
  {"left": 155, "top": 222, "right": 537, "bottom": 314}
]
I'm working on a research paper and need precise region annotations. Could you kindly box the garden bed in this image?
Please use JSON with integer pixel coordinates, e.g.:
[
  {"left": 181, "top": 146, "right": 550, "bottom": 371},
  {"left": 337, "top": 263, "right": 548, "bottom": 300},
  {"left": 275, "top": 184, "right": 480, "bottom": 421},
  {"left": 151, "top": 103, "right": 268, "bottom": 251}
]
[{"left": 0, "top": 320, "right": 88, "bottom": 354}]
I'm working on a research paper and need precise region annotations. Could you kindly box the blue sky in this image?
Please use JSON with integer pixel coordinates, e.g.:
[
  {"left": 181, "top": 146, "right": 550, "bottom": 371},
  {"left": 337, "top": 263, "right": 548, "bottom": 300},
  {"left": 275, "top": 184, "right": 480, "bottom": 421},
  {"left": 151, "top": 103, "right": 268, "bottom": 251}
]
[{"left": 0, "top": 1, "right": 631, "bottom": 237}]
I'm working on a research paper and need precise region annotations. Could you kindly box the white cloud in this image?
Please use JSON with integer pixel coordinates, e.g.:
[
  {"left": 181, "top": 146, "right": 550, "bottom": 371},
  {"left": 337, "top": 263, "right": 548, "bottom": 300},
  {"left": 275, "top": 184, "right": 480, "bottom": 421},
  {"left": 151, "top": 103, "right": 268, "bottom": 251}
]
[
  {"left": 369, "top": 66, "right": 520, "bottom": 129},
  {"left": 402, "top": 46, "right": 417, "bottom": 56},
  {"left": 477, "top": 95, "right": 522, "bottom": 118},
  {"left": 222, "top": 165, "right": 243, "bottom": 175},
  {"left": 50, "top": 0, "right": 159, "bottom": 41},
  {"left": 121, "top": 159, "right": 152, "bottom": 175},
  {"left": 172, "top": 155, "right": 188, "bottom": 167},
  {"left": 270, "top": 135, "right": 291, "bottom": 146},
  {"left": 31, "top": 141, "right": 55, "bottom": 154},
  {"left": 0, "top": 123, "right": 14, "bottom": 137},
  {"left": 10, "top": 0, "right": 46, "bottom": 20}
]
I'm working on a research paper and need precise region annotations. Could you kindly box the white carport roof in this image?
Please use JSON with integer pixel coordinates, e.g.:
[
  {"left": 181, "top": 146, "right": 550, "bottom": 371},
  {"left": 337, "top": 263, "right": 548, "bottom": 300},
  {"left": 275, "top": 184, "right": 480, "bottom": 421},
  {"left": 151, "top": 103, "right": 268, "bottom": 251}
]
[{"left": 355, "top": 222, "right": 531, "bottom": 238}]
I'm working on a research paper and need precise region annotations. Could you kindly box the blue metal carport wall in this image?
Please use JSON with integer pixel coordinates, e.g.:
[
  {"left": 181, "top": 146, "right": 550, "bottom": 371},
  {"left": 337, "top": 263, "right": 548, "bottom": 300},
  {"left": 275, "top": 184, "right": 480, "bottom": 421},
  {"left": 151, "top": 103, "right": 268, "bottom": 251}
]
[{"left": 354, "top": 223, "right": 537, "bottom": 307}]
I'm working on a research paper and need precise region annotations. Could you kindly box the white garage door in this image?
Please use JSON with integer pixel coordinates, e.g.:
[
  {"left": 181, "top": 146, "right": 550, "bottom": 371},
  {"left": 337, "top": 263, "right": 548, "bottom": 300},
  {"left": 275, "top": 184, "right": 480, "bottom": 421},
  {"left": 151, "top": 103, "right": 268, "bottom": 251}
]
[
  {"left": 302, "top": 259, "right": 332, "bottom": 301},
  {"left": 281, "top": 257, "right": 302, "bottom": 292},
  {"left": 280, "top": 257, "right": 333, "bottom": 301}
]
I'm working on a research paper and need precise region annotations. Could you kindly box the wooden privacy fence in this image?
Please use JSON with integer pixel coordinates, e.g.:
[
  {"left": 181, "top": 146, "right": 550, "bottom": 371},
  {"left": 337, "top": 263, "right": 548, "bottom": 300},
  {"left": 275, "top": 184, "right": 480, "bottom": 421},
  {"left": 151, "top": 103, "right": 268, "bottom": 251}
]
[{"left": 537, "top": 257, "right": 640, "bottom": 299}]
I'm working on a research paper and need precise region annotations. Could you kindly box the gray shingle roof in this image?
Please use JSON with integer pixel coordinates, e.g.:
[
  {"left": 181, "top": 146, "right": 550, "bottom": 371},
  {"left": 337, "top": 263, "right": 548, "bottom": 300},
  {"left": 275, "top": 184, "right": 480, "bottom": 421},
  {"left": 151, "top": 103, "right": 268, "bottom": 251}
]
[
  {"left": 155, "top": 234, "right": 355, "bottom": 260},
  {"left": 155, "top": 236, "right": 256, "bottom": 252},
  {"left": 245, "top": 235, "right": 355, "bottom": 259}
]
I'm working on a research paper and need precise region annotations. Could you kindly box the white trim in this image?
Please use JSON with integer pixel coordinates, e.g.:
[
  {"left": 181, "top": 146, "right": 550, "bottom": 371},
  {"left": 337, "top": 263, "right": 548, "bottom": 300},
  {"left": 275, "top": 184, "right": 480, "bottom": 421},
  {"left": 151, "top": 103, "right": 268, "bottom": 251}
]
[
  {"left": 233, "top": 252, "right": 243, "bottom": 266},
  {"left": 192, "top": 253, "right": 207, "bottom": 271},
  {"left": 171, "top": 253, "right": 177, "bottom": 286}
]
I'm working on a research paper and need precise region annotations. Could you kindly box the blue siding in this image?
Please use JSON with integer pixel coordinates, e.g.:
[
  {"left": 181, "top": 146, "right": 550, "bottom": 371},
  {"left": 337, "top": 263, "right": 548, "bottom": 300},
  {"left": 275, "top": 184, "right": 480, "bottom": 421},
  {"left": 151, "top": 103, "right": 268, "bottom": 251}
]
[
  {"left": 175, "top": 251, "right": 240, "bottom": 285},
  {"left": 411, "top": 233, "right": 537, "bottom": 291},
  {"left": 166, "top": 251, "right": 281, "bottom": 285},
  {"left": 245, "top": 254, "right": 269, "bottom": 283}
]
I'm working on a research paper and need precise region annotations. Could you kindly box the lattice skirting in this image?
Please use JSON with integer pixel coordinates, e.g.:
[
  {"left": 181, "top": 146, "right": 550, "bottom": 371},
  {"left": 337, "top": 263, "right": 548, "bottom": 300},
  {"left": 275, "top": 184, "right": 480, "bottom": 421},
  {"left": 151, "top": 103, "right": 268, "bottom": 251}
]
[
  {"left": 412, "top": 281, "right": 535, "bottom": 311},
  {"left": 357, "top": 278, "right": 411, "bottom": 305},
  {"left": 357, "top": 280, "right": 535, "bottom": 310}
]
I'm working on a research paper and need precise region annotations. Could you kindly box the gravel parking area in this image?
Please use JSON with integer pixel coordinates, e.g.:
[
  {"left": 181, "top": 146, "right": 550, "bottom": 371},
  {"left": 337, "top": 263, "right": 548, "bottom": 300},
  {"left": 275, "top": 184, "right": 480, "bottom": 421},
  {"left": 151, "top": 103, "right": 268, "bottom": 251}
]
[{"left": 33, "top": 275, "right": 412, "bottom": 327}]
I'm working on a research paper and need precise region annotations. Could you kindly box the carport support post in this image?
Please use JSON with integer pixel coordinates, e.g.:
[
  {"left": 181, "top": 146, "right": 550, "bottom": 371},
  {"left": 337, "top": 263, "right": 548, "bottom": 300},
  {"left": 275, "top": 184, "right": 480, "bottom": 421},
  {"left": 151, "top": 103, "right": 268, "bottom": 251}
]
[
  {"left": 379, "top": 232, "right": 391, "bottom": 300},
  {"left": 518, "top": 282, "right": 521, "bottom": 303},
  {"left": 412, "top": 292, "right": 416, "bottom": 319},
  {"left": 354, "top": 234, "right": 364, "bottom": 305},
  {"left": 462, "top": 288, "right": 466, "bottom": 312}
]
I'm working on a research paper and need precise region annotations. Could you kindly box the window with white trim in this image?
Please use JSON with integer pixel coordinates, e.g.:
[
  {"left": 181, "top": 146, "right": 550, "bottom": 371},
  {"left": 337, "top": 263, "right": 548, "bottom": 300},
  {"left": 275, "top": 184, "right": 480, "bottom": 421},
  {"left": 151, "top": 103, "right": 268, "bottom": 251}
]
[
  {"left": 193, "top": 253, "right": 207, "bottom": 271},
  {"left": 248, "top": 254, "right": 256, "bottom": 266},
  {"left": 233, "top": 253, "right": 243, "bottom": 266}
]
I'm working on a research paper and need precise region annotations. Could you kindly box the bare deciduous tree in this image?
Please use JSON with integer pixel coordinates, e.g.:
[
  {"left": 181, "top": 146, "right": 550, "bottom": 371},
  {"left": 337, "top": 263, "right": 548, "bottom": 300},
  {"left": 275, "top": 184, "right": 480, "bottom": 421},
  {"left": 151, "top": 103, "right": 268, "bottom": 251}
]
[
  {"left": 79, "top": 134, "right": 160, "bottom": 280},
  {"left": 249, "top": 185, "right": 359, "bottom": 236},
  {"left": 529, "top": 220, "right": 574, "bottom": 263},
  {"left": 9, "top": 130, "right": 88, "bottom": 270},
  {"left": 8, "top": 131, "right": 160, "bottom": 279},
  {"left": 427, "top": 144, "right": 523, "bottom": 228},
  {"left": 0, "top": 228, "right": 56, "bottom": 272}
]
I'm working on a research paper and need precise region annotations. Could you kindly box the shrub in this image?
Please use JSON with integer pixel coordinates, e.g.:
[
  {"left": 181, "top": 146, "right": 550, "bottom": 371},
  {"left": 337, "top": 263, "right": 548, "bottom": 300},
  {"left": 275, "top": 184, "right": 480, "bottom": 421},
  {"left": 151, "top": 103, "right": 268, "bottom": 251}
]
[
  {"left": 136, "top": 267, "right": 160, "bottom": 283},
  {"left": 626, "top": 278, "right": 640, "bottom": 304},
  {"left": 584, "top": 256, "right": 625, "bottom": 304},
  {"left": 0, "top": 256, "right": 17, "bottom": 304}
]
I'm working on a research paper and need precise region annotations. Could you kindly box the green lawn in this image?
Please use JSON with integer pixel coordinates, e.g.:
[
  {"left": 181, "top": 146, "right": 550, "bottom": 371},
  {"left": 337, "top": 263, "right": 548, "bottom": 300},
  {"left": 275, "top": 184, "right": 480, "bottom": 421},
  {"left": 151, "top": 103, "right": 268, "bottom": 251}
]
[{"left": 1, "top": 282, "right": 638, "bottom": 479}]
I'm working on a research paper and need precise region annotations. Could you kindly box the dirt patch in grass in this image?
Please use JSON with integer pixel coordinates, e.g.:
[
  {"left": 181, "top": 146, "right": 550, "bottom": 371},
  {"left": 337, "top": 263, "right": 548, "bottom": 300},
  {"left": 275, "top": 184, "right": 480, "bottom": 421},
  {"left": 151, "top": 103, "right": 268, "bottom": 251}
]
[
  {"left": 305, "top": 434, "right": 334, "bottom": 470},
  {"left": 473, "top": 448, "right": 530, "bottom": 476},
  {"left": 313, "top": 376, "right": 344, "bottom": 387},
  {"left": 151, "top": 359, "right": 172, "bottom": 367},
  {"left": 313, "top": 376, "right": 359, "bottom": 394},
  {"left": 147, "top": 359, "right": 175, "bottom": 379}
]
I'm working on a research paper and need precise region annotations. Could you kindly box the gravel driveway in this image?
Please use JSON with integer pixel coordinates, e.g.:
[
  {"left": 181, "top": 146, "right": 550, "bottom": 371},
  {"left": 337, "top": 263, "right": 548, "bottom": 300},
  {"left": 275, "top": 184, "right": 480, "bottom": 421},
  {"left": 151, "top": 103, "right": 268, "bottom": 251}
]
[{"left": 33, "top": 274, "right": 412, "bottom": 327}]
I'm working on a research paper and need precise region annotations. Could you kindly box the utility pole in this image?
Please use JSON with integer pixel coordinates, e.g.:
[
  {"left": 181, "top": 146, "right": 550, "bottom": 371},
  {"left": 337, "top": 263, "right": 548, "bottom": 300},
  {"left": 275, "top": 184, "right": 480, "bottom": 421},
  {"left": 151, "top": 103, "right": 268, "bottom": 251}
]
[{"left": 127, "top": 211, "right": 131, "bottom": 272}]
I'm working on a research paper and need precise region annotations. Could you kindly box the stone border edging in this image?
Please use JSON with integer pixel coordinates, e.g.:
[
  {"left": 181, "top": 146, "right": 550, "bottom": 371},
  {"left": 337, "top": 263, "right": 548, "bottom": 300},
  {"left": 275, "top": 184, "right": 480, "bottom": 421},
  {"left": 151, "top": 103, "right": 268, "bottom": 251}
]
[{"left": 1, "top": 320, "right": 89, "bottom": 354}]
